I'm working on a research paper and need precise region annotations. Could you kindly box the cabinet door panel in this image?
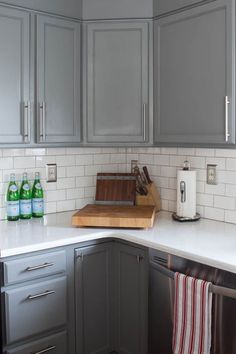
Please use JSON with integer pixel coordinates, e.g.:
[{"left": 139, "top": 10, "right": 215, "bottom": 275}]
[
  {"left": 0, "top": 7, "right": 30, "bottom": 144},
  {"left": 114, "top": 243, "right": 148, "bottom": 354},
  {"left": 75, "top": 243, "right": 114, "bottom": 354},
  {"left": 154, "top": 0, "right": 235, "bottom": 145},
  {"left": 37, "top": 15, "right": 81, "bottom": 143},
  {"left": 86, "top": 22, "right": 149, "bottom": 143}
]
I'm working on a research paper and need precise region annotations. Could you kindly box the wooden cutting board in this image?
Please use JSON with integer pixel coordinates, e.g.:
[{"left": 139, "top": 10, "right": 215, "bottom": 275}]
[
  {"left": 95, "top": 173, "right": 136, "bottom": 205},
  {"left": 72, "top": 205, "right": 156, "bottom": 229}
]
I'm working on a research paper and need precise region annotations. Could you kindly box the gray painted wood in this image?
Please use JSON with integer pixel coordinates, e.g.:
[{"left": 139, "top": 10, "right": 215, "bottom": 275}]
[
  {"left": 82, "top": 0, "right": 153, "bottom": 20},
  {"left": 86, "top": 21, "right": 149, "bottom": 144},
  {"left": 5, "top": 330, "right": 67, "bottom": 354},
  {"left": 153, "top": 0, "right": 209, "bottom": 17},
  {"left": 75, "top": 243, "right": 114, "bottom": 354},
  {"left": 0, "top": 6, "right": 30, "bottom": 144},
  {"left": 0, "top": 0, "right": 82, "bottom": 19},
  {"left": 4, "top": 276, "right": 67, "bottom": 344},
  {"left": 114, "top": 243, "right": 148, "bottom": 354},
  {"left": 37, "top": 15, "right": 81, "bottom": 143},
  {"left": 154, "top": 0, "right": 235, "bottom": 145},
  {"left": 3, "top": 250, "right": 66, "bottom": 285}
]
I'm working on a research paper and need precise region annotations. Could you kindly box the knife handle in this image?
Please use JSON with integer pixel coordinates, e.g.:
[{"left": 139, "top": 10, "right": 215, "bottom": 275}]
[{"left": 143, "top": 166, "right": 152, "bottom": 184}]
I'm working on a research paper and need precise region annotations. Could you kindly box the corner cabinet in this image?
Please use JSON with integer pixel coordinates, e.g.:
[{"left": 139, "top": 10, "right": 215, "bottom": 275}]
[
  {"left": 0, "top": 6, "right": 30, "bottom": 144},
  {"left": 154, "top": 0, "right": 235, "bottom": 146},
  {"left": 74, "top": 243, "right": 114, "bottom": 354},
  {"left": 37, "top": 15, "right": 81, "bottom": 144},
  {"left": 85, "top": 21, "right": 151, "bottom": 144},
  {"left": 114, "top": 242, "right": 148, "bottom": 354},
  {"left": 74, "top": 241, "right": 148, "bottom": 354}
]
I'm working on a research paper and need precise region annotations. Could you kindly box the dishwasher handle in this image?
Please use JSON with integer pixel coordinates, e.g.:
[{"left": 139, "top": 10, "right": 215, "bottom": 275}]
[{"left": 150, "top": 261, "right": 236, "bottom": 300}]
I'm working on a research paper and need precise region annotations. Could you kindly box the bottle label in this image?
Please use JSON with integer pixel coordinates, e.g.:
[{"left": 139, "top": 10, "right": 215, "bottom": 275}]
[
  {"left": 9, "top": 185, "right": 18, "bottom": 192},
  {"left": 32, "top": 198, "right": 44, "bottom": 213},
  {"left": 35, "top": 183, "right": 42, "bottom": 190},
  {"left": 23, "top": 184, "right": 30, "bottom": 191},
  {"left": 20, "top": 199, "right": 32, "bottom": 215},
  {"left": 7, "top": 201, "right": 19, "bottom": 217}
]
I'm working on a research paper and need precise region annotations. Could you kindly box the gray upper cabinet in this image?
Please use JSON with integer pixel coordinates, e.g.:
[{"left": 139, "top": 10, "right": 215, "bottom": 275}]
[
  {"left": 82, "top": 0, "right": 153, "bottom": 20},
  {"left": 2, "top": 0, "right": 82, "bottom": 19},
  {"left": 153, "top": 0, "right": 210, "bottom": 17},
  {"left": 85, "top": 21, "right": 150, "bottom": 144},
  {"left": 37, "top": 15, "right": 81, "bottom": 144},
  {"left": 75, "top": 243, "right": 114, "bottom": 354},
  {"left": 114, "top": 243, "right": 148, "bottom": 354},
  {"left": 0, "top": 6, "right": 30, "bottom": 144},
  {"left": 154, "top": 0, "right": 235, "bottom": 146}
]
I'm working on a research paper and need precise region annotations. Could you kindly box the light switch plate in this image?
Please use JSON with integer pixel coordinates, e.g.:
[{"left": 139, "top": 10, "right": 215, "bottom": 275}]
[
  {"left": 46, "top": 164, "right": 57, "bottom": 182},
  {"left": 207, "top": 164, "right": 217, "bottom": 185}
]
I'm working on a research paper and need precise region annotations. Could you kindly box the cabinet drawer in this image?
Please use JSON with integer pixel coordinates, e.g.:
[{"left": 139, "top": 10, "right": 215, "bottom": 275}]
[
  {"left": 3, "top": 250, "right": 66, "bottom": 285},
  {"left": 5, "top": 331, "right": 67, "bottom": 354},
  {"left": 4, "top": 276, "right": 67, "bottom": 344}
]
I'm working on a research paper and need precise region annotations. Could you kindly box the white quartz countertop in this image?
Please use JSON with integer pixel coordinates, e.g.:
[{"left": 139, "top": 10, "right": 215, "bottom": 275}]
[{"left": 0, "top": 211, "right": 236, "bottom": 273}]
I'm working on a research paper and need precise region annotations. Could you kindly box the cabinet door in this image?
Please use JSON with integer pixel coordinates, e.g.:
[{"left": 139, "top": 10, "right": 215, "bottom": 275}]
[
  {"left": 0, "top": 6, "right": 30, "bottom": 144},
  {"left": 114, "top": 243, "right": 148, "bottom": 354},
  {"left": 37, "top": 15, "right": 81, "bottom": 143},
  {"left": 154, "top": 0, "right": 235, "bottom": 145},
  {"left": 86, "top": 22, "right": 149, "bottom": 144},
  {"left": 75, "top": 243, "right": 114, "bottom": 354}
]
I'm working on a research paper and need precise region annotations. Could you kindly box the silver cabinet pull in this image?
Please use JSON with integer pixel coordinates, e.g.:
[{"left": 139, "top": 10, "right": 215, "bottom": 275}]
[
  {"left": 23, "top": 101, "right": 30, "bottom": 143},
  {"left": 27, "top": 290, "right": 55, "bottom": 300},
  {"left": 225, "top": 96, "right": 230, "bottom": 142},
  {"left": 31, "top": 345, "right": 56, "bottom": 354},
  {"left": 39, "top": 102, "right": 46, "bottom": 142},
  {"left": 26, "top": 262, "right": 54, "bottom": 272},
  {"left": 143, "top": 103, "right": 146, "bottom": 141}
]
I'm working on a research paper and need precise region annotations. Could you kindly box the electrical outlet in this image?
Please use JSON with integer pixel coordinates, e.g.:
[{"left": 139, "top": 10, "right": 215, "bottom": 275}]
[
  {"left": 207, "top": 164, "right": 217, "bottom": 185},
  {"left": 46, "top": 164, "right": 57, "bottom": 182}
]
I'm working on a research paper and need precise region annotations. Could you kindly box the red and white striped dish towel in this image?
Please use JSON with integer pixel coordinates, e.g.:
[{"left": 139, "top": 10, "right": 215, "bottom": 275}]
[{"left": 172, "top": 272, "right": 213, "bottom": 354}]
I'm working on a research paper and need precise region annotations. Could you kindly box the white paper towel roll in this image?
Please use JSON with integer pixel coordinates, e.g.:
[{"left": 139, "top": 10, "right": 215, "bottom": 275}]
[{"left": 177, "top": 170, "right": 196, "bottom": 218}]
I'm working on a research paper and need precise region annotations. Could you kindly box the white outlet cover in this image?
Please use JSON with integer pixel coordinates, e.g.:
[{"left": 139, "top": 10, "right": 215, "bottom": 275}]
[{"left": 46, "top": 164, "right": 57, "bottom": 183}]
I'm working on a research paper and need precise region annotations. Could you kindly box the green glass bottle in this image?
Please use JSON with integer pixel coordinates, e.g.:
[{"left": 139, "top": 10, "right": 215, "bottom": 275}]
[
  {"left": 7, "top": 173, "right": 20, "bottom": 221},
  {"left": 32, "top": 172, "right": 44, "bottom": 218},
  {"left": 20, "top": 172, "right": 32, "bottom": 219}
]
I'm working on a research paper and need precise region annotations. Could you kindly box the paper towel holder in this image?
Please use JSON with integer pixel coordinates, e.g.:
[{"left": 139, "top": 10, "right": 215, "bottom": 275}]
[{"left": 172, "top": 160, "right": 201, "bottom": 222}]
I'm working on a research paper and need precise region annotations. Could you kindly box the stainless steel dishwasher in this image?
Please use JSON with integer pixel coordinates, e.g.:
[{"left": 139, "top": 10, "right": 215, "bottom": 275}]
[{"left": 148, "top": 249, "right": 236, "bottom": 354}]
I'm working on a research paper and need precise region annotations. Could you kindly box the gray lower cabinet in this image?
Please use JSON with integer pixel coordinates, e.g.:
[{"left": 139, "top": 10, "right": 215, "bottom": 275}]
[
  {"left": 154, "top": 0, "right": 235, "bottom": 146},
  {"left": 75, "top": 242, "right": 114, "bottom": 354},
  {"left": 37, "top": 14, "right": 81, "bottom": 144},
  {"left": 85, "top": 21, "right": 150, "bottom": 144},
  {"left": 74, "top": 241, "right": 148, "bottom": 354},
  {"left": 0, "top": 6, "right": 30, "bottom": 144},
  {"left": 5, "top": 330, "right": 67, "bottom": 354},
  {"left": 114, "top": 243, "right": 148, "bottom": 354}
]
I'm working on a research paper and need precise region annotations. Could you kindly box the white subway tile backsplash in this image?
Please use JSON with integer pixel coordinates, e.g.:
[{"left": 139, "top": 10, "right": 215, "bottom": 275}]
[
  {"left": 197, "top": 193, "right": 213, "bottom": 207},
  {"left": 0, "top": 146, "right": 236, "bottom": 226},
  {"left": 214, "top": 196, "right": 235, "bottom": 210},
  {"left": 154, "top": 154, "right": 169, "bottom": 166},
  {"left": 56, "top": 155, "right": 75, "bottom": 167},
  {"left": 0, "top": 157, "right": 14, "bottom": 169},
  {"left": 204, "top": 207, "right": 225, "bottom": 222}
]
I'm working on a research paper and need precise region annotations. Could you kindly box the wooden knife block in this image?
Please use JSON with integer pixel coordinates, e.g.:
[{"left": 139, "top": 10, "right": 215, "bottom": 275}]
[{"left": 136, "top": 183, "right": 161, "bottom": 212}]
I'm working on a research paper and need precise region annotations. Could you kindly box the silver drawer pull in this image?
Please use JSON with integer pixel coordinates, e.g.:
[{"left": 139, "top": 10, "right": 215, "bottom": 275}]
[
  {"left": 27, "top": 290, "right": 55, "bottom": 300},
  {"left": 26, "top": 262, "right": 54, "bottom": 272},
  {"left": 31, "top": 345, "right": 56, "bottom": 354},
  {"left": 225, "top": 96, "right": 230, "bottom": 142}
]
